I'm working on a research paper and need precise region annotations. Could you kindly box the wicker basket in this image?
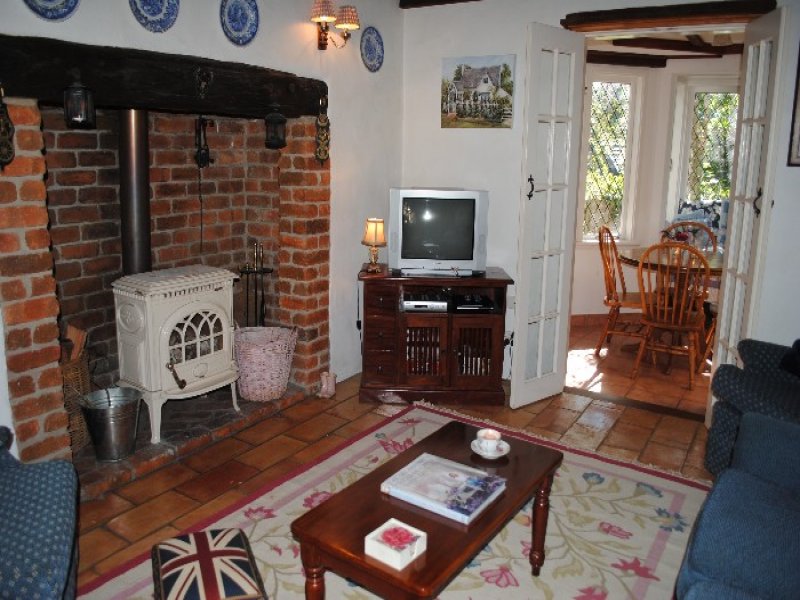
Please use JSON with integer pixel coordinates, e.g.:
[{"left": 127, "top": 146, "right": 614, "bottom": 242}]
[
  {"left": 234, "top": 327, "right": 297, "bottom": 402},
  {"left": 61, "top": 352, "right": 91, "bottom": 450}
]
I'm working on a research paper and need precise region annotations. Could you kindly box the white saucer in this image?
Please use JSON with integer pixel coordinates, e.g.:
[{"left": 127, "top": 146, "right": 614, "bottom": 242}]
[{"left": 471, "top": 439, "right": 510, "bottom": 460}]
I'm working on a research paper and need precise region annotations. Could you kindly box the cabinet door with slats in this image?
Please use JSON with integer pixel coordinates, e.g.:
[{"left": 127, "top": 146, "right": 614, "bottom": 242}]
[
  {"left": 450, "top": 316, "right": 503, "bottom": 390},
  {"left": 401, "top": 314, "right": 449, "bottom": 387}
]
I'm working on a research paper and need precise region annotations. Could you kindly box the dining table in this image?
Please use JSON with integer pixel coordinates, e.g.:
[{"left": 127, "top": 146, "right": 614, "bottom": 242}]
[{"left": 618, "top": 245, "right": 724, "bottom": 276}]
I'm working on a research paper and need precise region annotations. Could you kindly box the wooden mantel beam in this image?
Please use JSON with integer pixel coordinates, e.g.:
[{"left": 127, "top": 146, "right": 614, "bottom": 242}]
[{"left": 0, "top": 35, "right": 327, "bottom": 120}]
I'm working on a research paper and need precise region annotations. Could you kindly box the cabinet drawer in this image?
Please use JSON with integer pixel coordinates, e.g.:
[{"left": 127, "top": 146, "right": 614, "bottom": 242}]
[
  {"left": 362, "top": 352, "right": 396, "bottom": 384},
  {"left": 364, "top": 284, "right": 399, "bottom": 315},
  {"left": 364, "top": 317, "right": 397, "bottom": 352}
]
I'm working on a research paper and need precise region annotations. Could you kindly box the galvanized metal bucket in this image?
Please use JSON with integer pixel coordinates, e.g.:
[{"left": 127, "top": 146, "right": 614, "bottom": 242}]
[{"left": 79, "top": 387, "right": 141, "bottom": 462}]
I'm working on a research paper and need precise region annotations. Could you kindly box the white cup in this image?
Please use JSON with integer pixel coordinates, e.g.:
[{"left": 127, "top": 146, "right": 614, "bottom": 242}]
[{"left": 477, "top": 428, "right": 501, "bottom": 454}]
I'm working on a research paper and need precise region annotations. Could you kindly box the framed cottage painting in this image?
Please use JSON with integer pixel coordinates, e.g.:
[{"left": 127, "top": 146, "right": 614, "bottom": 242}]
[{"left": 441, "top": 55, "right": 515, "bottom": 128}]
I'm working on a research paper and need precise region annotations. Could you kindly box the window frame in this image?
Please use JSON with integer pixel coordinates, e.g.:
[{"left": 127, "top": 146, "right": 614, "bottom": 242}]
[
  {"left": 666, "top": 75, "right": 739, "bottom": 221},
  {"left": 578, "top": 66, "right": 644, "bottom": 243}
]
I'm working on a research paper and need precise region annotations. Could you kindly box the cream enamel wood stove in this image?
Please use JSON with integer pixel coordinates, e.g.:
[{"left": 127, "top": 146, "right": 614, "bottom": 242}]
[{"left": 113, "top": 265, "right": 239, "bottom": 444}]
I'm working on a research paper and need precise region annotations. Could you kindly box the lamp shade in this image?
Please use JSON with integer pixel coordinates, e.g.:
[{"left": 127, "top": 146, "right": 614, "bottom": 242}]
[
  {"left": 361, "top": 218, "right": 386, "bottom": 247},
  {"left": 310, "top": 0, "right": 336, "bottom": 23},
  {"left": 335, "top": 5, "right": 360, "bottom": 31}
]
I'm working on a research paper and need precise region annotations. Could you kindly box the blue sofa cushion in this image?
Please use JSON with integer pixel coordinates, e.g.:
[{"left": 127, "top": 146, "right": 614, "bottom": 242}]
[
  {"left": 676, "top": 468, "right": 800, "bottom": 599},
  {"left": 0, "top": 457, "right": 77, "bottom": 598},
  {"left": 732, "top": 412, "right": 800, "bottom": 494},
  {"left": 684, "top": 580, "right": 763, "bottom": 600}
]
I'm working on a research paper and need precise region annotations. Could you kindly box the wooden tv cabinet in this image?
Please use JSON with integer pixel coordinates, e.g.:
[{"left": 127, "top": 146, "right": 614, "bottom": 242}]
[{"left": 358, "top": 266, "right": 513, "bottom": 405}]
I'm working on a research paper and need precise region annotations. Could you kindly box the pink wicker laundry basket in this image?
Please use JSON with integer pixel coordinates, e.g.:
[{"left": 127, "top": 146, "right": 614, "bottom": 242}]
[{"left": 234, "top": 327, "right": 297, "bottom": 402}]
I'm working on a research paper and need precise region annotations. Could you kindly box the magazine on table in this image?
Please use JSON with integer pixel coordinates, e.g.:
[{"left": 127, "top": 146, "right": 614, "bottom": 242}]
[{"left": 380, "top": 453, "right": 506, "bottom": 524}]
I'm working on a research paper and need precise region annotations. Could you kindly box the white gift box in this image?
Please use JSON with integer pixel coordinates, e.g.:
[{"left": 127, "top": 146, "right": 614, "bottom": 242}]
[{"left": 364, "top": 518, "right": 427, "bottom": 570}]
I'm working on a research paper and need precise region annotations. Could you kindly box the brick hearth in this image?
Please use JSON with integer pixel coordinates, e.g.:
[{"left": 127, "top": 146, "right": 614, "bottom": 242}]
[{"left": 1, "top": 98, "right": 331, "bottom": 463}]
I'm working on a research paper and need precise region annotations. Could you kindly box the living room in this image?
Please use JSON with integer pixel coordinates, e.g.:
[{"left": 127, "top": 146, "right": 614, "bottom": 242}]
[{"left": 1, "top": 0, "right": 800, "bottom": 598}]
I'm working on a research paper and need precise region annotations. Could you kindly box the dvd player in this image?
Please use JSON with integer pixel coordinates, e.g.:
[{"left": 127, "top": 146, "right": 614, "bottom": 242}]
[{"left": 402, "top": 292, "right": 450, "bottom": 312}]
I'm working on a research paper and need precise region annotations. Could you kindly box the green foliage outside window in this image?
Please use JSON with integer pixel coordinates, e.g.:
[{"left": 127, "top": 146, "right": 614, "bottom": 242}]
[
  {"left": 583, "top": 81, "right": 630, "bottom": 239},
  {"left": 687, "top": 92, "right": 738, "bottom": 204}
]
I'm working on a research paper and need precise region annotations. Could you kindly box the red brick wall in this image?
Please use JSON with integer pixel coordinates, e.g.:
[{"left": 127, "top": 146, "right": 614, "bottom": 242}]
[
  {"left": 277, "top": 121, "right": 330, "bottom": 388},
  {"left": 0, "top": 99, "right": 69, "bottom": 462},
  {"left": 43, "top": 108, "right": 122, "bottom": 389},
  {"left": 2, "top": 104, "right": 331, "bottom": 462}
]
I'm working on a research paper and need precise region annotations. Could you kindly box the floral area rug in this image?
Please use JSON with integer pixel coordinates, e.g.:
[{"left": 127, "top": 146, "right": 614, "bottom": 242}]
[{"left": 79, "top": 404, "right": 708, "bottom": 599}]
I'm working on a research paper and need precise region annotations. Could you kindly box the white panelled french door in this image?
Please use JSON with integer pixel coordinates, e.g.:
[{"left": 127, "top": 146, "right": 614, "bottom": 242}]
[
  {"left": 713, "top": 9, "right": 781, "bottom": 384},
  {"left": 510, "top": 23, "right": 585, "bottom": 408}
]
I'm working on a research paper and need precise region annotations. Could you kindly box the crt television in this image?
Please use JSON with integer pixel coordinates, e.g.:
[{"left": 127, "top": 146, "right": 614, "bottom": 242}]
[{"left": 387, "top": 188, "right": 489, "bottom": 276}]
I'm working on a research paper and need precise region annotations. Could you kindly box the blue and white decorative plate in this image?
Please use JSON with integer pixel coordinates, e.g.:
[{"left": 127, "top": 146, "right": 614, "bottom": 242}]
[
  {"left": 360, "top": 26, "right": 384, "bottom": 73},
  {"left": 129, "top": 0, "right": 179, "bottom": 33},
  {"left": 220, "top": 0, "right": 259, "bottom": 46},
  {"left": 23, "top": 0, "right": 79, "bottom": 21}
]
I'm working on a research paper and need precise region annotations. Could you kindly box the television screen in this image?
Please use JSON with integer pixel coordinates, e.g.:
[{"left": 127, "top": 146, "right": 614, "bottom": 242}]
[
  {"left": 401, "top": 197, "right": 476, "bottom": 261},
  {"left": 388, "top": 187, "right": 488, "bottom": 275}
]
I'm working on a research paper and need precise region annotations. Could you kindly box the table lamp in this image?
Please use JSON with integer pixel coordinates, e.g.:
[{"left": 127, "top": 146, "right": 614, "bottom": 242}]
[{"left": 361, "top": 218, "right": 386, "bottom": 273}]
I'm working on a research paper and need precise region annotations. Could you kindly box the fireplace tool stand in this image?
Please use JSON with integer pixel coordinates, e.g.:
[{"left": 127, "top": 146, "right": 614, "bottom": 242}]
[{"left": 240, "top": 242, "right": 273, "bottom": 327}]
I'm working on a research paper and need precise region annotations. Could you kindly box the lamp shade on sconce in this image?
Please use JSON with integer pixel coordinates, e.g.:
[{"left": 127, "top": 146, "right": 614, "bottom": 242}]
[
  {"left": 63, "top": 81, "right": 95, "bottom": 129},
  {"left": 335, "top": 5, "right": 360, "bottom": 32},
  {"left": 310, "top": 0, "right": 336, "bottom": 22},
  {"left": 362, "top": 218, "right": 386, "bottom": 247}
]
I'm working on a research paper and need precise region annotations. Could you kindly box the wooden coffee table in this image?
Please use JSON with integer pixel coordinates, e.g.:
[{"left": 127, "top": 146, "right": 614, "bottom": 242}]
[{"left": 290, "top": 421, "right": 563, "bottom": 599}]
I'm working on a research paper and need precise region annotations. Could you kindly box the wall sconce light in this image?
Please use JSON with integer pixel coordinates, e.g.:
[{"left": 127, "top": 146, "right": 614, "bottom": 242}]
[
  {"left": 264, "top": 102, "right": 287, "bottom": 150},
  {"left": 361, "top": 218, "right": 386, "bottom": 273},
  {"left": 63, "top": 71, "right": 95, "bottom": 129},
  {"left": 310, "top": 0, "right": 360, "bottom": 50}
]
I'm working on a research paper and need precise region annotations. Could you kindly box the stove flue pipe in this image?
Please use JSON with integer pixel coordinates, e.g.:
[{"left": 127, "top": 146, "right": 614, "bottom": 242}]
[{"left": 119, "top": 109, "right": 152, "bottom": 275}]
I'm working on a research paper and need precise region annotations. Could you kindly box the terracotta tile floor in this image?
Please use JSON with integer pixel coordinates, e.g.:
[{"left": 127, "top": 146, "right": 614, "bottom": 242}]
[{"left": 76, "top": 321, "right": 712, "bottom": 589}]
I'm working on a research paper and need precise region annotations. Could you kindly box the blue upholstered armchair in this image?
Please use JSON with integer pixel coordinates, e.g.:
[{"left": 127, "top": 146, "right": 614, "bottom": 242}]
[
  {"left": 705, "top": 338, "right": 800, "bottom": 476},
  {"left": 0, "top": 426, "right": 78, "bottom": 599}
]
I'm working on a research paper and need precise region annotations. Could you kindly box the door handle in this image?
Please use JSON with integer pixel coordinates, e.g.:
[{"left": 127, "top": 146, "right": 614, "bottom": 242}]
[
  {"left": 527, "top": 175, "right": 535, "bottom": 200},
  {"left": 753, "top": 188, "right": 762, "bottom": 217}
]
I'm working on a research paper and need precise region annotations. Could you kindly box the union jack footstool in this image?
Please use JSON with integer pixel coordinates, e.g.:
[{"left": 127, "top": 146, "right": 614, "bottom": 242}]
[{"left": 152, "top": 528, "right": 267, "bottom": 600}]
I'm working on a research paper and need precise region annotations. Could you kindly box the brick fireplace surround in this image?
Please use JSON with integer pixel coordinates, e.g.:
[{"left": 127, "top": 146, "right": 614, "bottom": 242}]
[{"left": 1, "top": 98, "right": 331, "bottom": 464}]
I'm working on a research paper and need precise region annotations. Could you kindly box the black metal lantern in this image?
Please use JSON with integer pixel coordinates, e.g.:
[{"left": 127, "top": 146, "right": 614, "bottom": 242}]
[
  {"left": 264, "top": 103, "right": 287, "bottom": 150},
  {"left": 63, "top": 78, "right": 95, "bottom": 129}
]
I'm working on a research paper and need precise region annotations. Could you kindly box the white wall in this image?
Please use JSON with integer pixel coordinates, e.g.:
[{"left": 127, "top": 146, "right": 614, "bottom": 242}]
[
  {"left": 0, "top": 0, "right": 405, "bottom": 382},
  {"left": 751, "top": 2, "right": 800, "bottom": 345}
]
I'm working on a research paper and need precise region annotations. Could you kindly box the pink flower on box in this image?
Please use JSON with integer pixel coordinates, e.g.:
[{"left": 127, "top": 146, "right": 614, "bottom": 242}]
[{"left": 380, "top": 526, "right": 418, "bottom": 551}]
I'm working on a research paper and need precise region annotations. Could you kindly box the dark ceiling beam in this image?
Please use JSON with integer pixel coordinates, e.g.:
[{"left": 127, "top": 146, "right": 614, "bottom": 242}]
[
  {"left": 399, "top": 0, "right": 480, "bottom": 8},
  {"left": 587, "top": 50, "right": 669, "bottom": 68},
  {"left": 587, "top": 50, "right": 725, "bottom": 68},
  {"left": 0, "top": 35, "right": 327, "bottom": 120},
  {"left": 562, "top": 0, "right": 775, "bottom": 33},
  {"left": 611, "top": 37, "right": 741, "bottom": 55}
]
